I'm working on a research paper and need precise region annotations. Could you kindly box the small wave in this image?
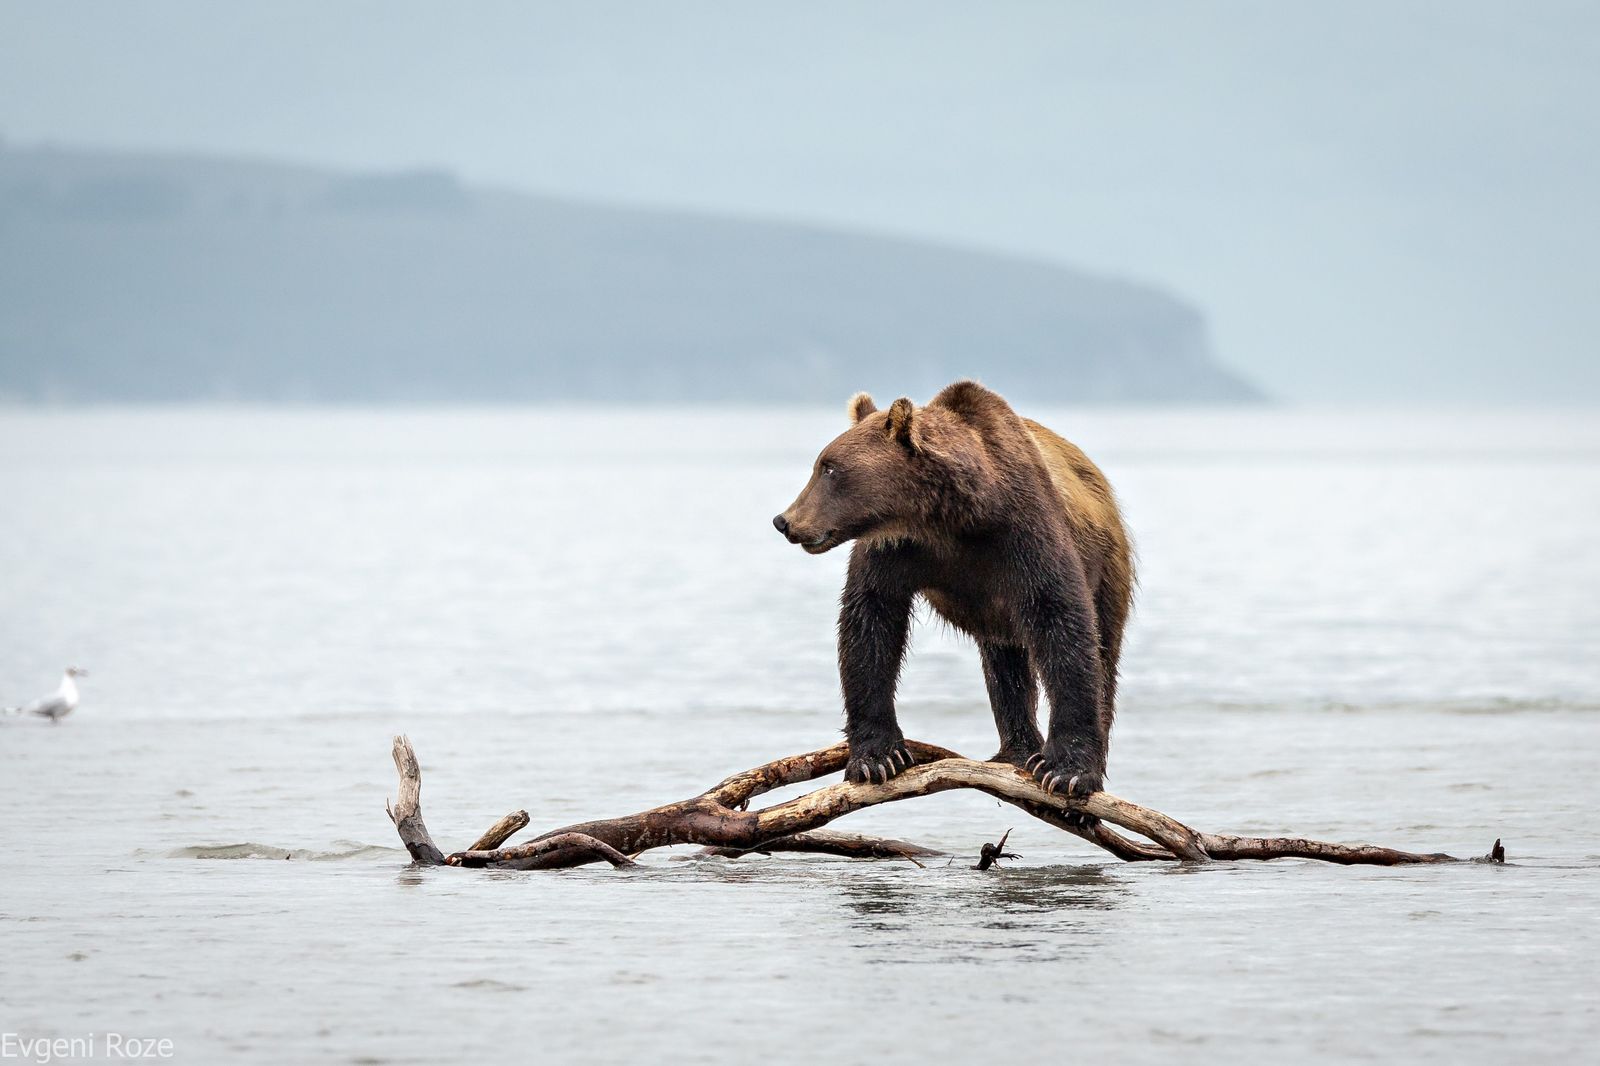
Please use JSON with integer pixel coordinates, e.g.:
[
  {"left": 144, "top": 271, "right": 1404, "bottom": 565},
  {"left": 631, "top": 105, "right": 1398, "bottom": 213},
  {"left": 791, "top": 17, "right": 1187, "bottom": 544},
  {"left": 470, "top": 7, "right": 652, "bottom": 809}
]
[
  {"left": 453, "top": 978, "right": 527, "bottom": 992},
  {"left": 172, "top": 843, "right": 299, "bottom": 860},
  {"left": 1158, "top": 696, "right": 1600, "bottom": 716},
  {"left": 311, "top": 841, "right": 403, "bottom": 862},
  {"left": 1420, "top": 697, "right": 1600, "bottom": 715},
  {"left": 171, "top": 841, "right": 401, "bottom": 861}
]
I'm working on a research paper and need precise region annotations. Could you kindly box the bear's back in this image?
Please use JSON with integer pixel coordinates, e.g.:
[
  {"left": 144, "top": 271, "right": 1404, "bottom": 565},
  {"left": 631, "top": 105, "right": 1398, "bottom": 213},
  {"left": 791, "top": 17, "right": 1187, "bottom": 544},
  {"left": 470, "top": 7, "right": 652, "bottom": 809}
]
[{"left": 1022, "top": 418, "right": 1131, "bottom": 591}]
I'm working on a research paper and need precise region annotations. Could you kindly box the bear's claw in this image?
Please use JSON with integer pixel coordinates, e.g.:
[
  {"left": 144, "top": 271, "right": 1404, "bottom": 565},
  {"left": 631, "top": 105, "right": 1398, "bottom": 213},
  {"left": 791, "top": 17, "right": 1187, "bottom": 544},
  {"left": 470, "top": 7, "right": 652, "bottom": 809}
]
[
  {"left": 845, "top": 740, "right": 915, "bottom": 785},
  {"left": 1025, "top": 752, "right": 1103, "bottom": 799},
  {"left": 1026, "top": 753, "right": 1103, "bottom": 828}
]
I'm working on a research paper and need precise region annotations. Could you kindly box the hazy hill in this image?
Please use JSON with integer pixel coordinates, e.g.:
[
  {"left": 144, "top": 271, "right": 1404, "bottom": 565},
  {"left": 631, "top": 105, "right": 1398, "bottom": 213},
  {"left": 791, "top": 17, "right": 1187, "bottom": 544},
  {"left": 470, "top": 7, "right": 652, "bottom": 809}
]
[{"left": 0, "top": 145, "right": 1259, "bottom": 404}]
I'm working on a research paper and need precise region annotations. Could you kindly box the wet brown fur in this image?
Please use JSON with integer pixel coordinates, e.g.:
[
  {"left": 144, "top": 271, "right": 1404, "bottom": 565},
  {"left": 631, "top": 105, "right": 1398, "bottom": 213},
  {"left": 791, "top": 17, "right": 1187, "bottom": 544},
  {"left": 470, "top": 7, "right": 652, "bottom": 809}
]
[{"left": 778, "top": 380, "right": 1133, "bottom": 794}]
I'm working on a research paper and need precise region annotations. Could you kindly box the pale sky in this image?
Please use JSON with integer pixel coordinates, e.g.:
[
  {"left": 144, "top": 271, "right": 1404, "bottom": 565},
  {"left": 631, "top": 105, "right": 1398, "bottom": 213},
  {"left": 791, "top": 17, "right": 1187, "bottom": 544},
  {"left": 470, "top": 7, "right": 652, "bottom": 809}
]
[{"left": 3, "top": 1, "right": 1597, "bottom": 403}]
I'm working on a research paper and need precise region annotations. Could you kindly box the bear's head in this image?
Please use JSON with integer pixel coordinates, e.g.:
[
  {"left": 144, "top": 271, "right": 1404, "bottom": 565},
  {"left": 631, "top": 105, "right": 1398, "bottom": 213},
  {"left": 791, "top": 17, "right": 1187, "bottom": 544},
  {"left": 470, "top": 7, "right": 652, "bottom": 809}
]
[{"left": 773, "top": 389, "right": 999, "bottom": 554}]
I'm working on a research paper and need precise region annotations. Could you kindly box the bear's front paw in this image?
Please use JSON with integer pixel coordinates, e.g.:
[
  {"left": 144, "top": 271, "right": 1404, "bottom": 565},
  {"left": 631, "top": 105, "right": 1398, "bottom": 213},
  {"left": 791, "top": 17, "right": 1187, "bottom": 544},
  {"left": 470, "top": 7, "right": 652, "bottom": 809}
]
[
  {"left": 845, "top": 738, "right": 915, "bottom": 785},
  {"left": 1025, "top": 750, "right": 1103, "bottom": 800}
]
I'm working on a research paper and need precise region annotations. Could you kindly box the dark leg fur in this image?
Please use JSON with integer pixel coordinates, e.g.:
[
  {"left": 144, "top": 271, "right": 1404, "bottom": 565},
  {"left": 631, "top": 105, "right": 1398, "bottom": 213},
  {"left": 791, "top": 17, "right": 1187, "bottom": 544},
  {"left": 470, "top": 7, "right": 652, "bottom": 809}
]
[
  {"left": 1021, "top": 570, "right": 1108, "bottom": 800},
  {"left": 1092, "top": 576, "right": 1129, "bottom": 741},
  {"left": 979, "top": 642, "right": 1041, "bottom": 767},
  {"left": 838, "top": 547, "right": 915, "bottom": 784},
  {"left": 1062, "top": 578, "right": 1129, "bottom": 826}
]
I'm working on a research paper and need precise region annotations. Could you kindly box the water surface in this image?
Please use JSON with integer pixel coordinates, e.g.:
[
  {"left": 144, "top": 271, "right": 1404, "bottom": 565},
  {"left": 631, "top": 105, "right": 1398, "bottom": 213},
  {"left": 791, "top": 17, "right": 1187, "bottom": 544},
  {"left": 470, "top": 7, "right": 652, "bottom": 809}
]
[{"left": 2, "top": 407, "right": 1596, "bottom": 1063}]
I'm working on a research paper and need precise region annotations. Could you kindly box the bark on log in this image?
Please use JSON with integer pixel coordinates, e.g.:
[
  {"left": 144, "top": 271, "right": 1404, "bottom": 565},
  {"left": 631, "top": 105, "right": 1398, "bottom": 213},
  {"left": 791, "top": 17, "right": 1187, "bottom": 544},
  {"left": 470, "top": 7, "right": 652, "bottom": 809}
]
[
  {"left": 467, "top": 810, "right": 530, "bottom": 853},
  {"left": 386, "top": 735, "right": 1494, "bottom": 871},
  {"left": 694, "top": 830, "right": 944, "bottom": 863},
  {"left": 454, "top": 832, "right": 637, "bottom": 870},
  {"left": 384, "top": 735, "right": 445, "bottom": 866}
]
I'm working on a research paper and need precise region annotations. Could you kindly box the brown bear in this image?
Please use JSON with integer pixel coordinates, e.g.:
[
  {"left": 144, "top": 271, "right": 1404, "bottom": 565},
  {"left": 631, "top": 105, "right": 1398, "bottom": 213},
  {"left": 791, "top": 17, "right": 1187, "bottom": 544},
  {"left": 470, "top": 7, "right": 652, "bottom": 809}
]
[{"left": 774, "top": 380, "right": 1133, "bottom": 800}]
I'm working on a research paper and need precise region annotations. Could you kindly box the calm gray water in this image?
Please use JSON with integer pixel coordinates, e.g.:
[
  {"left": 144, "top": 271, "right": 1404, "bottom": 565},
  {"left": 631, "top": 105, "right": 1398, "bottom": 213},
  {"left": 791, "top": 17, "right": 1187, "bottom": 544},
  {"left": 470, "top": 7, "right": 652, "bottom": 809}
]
[{"left": 2, "top": 407, "right": 1597, "bottom": 1064}]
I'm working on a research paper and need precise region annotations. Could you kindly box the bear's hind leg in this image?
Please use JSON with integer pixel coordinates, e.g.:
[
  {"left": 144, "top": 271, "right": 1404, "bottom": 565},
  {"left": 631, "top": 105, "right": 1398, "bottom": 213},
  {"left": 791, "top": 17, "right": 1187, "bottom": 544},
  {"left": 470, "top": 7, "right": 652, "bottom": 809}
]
[
  {"left": 1022, "top": 578, "right": 1108, "bottom": 801},
  {"left": 979, "top": 641, "right": 1042, "bottom": 768}
]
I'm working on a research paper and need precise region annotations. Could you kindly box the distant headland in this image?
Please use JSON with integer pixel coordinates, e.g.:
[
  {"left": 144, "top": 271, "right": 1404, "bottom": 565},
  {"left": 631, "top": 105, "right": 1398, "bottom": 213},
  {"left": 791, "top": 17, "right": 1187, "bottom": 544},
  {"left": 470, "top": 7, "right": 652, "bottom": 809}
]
[{"left": 0, "top": 143, "right": 1261, "bottom": 405}]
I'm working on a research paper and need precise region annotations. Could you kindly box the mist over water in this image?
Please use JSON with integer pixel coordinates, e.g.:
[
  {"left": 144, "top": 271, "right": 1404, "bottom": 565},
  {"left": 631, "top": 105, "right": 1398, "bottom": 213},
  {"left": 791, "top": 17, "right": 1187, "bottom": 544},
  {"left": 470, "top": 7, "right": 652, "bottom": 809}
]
[
  {"left": 7, "top": 3, "right": 1600, "bottom": 404},
  {"left": 2, "top": 407, "right": 1598, "bottom": 1062}
]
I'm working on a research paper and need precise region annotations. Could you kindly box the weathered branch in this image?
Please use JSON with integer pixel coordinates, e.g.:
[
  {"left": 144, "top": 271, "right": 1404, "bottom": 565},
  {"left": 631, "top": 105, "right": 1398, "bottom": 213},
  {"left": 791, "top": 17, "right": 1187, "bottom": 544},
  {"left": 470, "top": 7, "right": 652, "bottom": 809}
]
[
  {"left": 973, "top": 829, "right": 1020, "bottom": 870},
  {"left": 467, "top": 810, "right": 530, "bottom": 852},
  {"left": 388, "top": 735, "right": 1494, "bottom": 871},
  {"left": 385, "top": 735, "right": 445, "bottom": 866},
  {"left": 454, "top": 832, "right": 637, "bottom": 870},
  {"left": 694, "top": 829, "right": 943, "bottom": 863}
]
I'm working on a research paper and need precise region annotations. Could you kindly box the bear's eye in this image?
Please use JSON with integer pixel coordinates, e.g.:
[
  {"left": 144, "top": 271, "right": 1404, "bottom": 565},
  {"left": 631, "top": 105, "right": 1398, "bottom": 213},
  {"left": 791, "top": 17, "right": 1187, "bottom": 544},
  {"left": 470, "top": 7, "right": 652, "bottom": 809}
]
[{"left": 821, "top": 463, "right": 836, "bottom": 478}]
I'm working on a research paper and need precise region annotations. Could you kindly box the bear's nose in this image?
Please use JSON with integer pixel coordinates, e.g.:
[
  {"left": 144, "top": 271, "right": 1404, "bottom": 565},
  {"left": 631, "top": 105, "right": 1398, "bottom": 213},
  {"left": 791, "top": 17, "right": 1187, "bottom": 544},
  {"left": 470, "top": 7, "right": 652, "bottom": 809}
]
[{"left": 772, "top": 514, "right": 790, "bottom": 535}]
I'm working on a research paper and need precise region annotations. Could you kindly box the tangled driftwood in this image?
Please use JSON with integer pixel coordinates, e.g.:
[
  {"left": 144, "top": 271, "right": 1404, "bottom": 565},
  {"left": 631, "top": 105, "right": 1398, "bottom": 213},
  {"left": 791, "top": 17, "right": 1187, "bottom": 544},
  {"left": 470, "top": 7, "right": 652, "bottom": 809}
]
[{"left": 386, "top": 735, "right": 1505, "bottom": 869}]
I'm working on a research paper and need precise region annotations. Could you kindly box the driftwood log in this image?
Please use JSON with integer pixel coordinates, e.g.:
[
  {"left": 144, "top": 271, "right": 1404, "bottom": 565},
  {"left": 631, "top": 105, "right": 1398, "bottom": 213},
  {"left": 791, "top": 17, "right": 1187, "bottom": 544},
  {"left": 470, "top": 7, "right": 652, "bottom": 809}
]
[{"left": 387, "top": 735, "right": 1503, "bottom": 871}]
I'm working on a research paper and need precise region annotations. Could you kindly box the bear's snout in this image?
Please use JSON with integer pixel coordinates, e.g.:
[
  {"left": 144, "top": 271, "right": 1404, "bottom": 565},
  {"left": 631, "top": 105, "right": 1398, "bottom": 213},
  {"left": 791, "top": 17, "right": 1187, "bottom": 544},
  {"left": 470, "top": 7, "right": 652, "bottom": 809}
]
[
  {"left": 774, "top": 513, "right": 807, "bottom": 544},
  {"left": 771, "top": 508, "right": 806, "bottom": 541},
  {"left": 775, "top": 511, "right": 834, "bottom": 550}
]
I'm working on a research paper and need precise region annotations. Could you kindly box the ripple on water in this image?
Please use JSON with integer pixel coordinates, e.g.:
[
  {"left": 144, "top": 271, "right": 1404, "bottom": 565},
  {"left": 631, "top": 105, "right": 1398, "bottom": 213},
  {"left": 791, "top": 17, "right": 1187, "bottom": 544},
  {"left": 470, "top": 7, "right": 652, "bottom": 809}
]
[
  {"left": 169, "top": 841, "right": 401, "bottom": 861},
  {"left": 452, "top": 978, "right": 527, "bottom": 992}
]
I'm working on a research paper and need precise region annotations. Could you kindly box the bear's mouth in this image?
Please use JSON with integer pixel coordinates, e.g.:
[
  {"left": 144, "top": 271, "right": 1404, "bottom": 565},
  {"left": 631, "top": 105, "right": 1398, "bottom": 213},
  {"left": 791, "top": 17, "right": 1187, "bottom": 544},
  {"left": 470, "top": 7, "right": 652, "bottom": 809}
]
[{"left": 801, "top": 530, "right": 838, "bottom": 554}]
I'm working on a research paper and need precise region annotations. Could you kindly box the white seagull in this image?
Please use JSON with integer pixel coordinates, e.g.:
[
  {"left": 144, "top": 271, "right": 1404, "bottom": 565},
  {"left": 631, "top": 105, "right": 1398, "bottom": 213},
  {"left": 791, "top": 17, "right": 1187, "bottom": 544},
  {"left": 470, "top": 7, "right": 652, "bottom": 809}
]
[{"left": 6, "top": 667, "right": 88, "bottom": 723}]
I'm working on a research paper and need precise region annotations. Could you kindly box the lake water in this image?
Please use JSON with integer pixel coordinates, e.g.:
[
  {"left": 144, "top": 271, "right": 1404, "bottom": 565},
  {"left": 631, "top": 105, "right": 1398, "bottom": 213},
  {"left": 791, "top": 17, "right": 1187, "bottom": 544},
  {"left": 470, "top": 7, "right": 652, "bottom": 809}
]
[{"left": 2, "top": 406, "right": 1597, "bottom": 1064}]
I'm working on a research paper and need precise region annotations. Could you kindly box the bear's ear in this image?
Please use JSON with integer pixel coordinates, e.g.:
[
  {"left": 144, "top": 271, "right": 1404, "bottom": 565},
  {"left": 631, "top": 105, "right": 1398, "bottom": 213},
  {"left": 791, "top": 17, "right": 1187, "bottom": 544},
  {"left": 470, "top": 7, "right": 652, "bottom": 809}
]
[
  {"left": 930, "top": 380, "right": 998, "bottom": 421},
  {"left": 847, "top": 392, "right": 878, "bottom": 424},
  {"left": 885, "top": 397, "right": 916, "bottom": 450}
]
